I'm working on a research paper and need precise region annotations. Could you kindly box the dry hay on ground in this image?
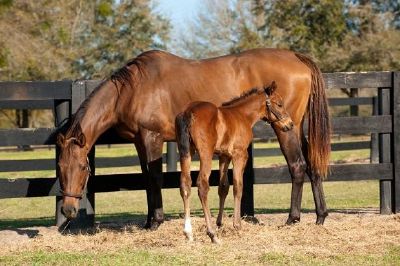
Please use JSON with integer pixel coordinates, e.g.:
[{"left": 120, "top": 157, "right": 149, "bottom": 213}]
[{"left": 0, "top": 211, "right": 399, "bottom": 264}]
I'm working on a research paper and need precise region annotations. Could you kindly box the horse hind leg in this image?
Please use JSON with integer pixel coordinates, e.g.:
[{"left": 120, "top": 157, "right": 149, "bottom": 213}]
[
  {"left": 179, "top": 152, "right": 194, "bottom": 241},
  {"left": 216, "top": 155, "right": 231, "bottom": 227},
  {"left": 302, "top": 135, "right": 328, "bottom": 225}
]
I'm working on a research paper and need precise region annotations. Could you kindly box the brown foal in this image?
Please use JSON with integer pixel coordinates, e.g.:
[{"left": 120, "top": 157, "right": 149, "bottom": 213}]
[{"left": 175, "top": 81, "right": 293, "bottom": 243}]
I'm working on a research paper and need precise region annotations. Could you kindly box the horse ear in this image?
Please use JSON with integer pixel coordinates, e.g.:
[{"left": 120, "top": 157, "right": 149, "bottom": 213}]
[
  {"left": 57, "top": 133, "right": 65, "bottom": 147},
  {"left": 76, "top": 133, "right": 86, "bottom": 148}
]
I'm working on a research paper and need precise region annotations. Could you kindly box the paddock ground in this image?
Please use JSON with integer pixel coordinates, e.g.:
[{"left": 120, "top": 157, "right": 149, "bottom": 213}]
[{"left": 0, "top": 210, "right": 399, "bottom": 265}]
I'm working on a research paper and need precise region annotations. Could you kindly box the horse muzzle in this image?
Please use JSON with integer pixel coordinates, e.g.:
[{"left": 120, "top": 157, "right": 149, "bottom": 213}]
[
  {"left": 62, "top": 205, "right": 78, "bottom": 219},
  {"left": 282, "top": 121, "right": 294, "bottom": 132},
  {"left": 62, "top": 198, "right": 79, "bottom": 219}
]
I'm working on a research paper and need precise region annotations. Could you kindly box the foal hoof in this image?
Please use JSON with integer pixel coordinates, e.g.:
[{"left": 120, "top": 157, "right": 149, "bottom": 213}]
[
  {"left": 285, "top": 216, "right": 300, "bottom": 225},
  {"left": 211, "top": 236, "right": 221, "bottom": 245}
]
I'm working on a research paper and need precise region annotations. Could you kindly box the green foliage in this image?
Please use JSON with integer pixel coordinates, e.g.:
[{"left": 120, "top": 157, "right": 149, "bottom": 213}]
[
  {"left": 0, "top": 0, "right": 170, "bottom": 81},
  {"left": 264, "top": 0, "right": 348, "bottom": 56}
]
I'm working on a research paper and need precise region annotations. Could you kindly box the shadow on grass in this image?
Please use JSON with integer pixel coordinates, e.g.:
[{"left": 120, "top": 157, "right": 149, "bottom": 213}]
[{"left": 0, "top": 207, "right": 378, "bottom": 232}]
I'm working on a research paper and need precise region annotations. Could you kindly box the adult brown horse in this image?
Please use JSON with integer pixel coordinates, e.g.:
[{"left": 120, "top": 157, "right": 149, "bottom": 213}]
[{"left": 57, "top": 48, "right": 330, "bottom": 229}]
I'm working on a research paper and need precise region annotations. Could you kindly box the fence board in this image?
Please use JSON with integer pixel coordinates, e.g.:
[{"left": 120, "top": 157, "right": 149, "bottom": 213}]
[
  {"left": 323, "top": 72, "right": 392, "bottom": 89},
  {"left": 254, "top": 163, "right": 393, "bottom": 184},
  {"left": 0, "top": 81, "right": 71, "bottom": 100},
  {"left": 0, "top": 128, "right": 57, "bottom": 146},
  {"left": 0, "top": 100, "right": 55, "bottom": 109},
  {"left": 328, "top": 97, "right": 373, "bottom": 106},
  {"left": 0, "top": 178, "right": 58, "bottom": 199},
  {"left": 0, "top": 163, "right": 391, "bottom": 199}
]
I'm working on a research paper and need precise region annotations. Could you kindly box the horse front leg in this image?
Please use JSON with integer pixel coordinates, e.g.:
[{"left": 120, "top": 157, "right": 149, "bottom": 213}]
[
  {"left": 216, "top": 155, "right": 231, "bottom": 227},
  {"left": 139, "top": 130, "right": 165, "bottom": 230},
  {"left": 274, "top": 127, "right": 307, "bottom": 225},
  {"left": 197, "top": 152, "right": 220, "bottom": 244},
  {"left": 302, "top": 135, "right": 328, "bottom": 225}
]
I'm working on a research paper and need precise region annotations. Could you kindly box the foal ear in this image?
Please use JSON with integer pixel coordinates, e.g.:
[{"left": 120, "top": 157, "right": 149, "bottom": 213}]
[
  {"left": 265, "top": 81, "right": 277, "bottom": 96},
  {"left": 57, "top": 133, "right": 65, "bottom": 147}
]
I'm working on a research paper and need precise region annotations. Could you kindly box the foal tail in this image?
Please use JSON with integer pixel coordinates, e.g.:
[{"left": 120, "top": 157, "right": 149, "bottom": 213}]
[
  {"left": 175, "top": 112, "right": 192, "bottom": 159},
  {"left": 295, "top": 53, "right": 331, "bottom": 178}
]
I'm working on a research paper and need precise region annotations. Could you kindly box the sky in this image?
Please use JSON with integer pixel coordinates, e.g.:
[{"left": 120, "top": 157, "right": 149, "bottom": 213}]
[{"left": 156, "top": 0, "right": 200, "bottom": 29}]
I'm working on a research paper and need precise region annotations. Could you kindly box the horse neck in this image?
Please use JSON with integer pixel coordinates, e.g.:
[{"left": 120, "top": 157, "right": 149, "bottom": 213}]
[
  {"left": 78, "top": 81, "right": 119, "bottom": 149},
  {"left": 228, "top": 93, "right": 266, "bottom": 126}
]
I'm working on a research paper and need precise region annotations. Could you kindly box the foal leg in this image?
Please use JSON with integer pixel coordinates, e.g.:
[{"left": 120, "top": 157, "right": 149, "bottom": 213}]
[
  {"left": 197, "top": 151, "right": 220, "bottom": 243},
  {"left": 274, "top": 127, "right": 307, "bottom": 225},
  {"left": 216, "top": 155, "right": 231, "bottom": 227},
  {"left": 179, "top": 153, "right": 193, "bottom": 241},
  {"left": 302, "top": 135, "right": 328, "bottom": 225},
  {"left": 232, "top": 152, "right": 248, "bottom": 230}
]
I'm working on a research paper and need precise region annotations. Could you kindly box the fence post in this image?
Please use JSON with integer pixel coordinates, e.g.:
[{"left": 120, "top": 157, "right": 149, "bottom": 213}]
[
  {"left": 241, "top": 143, "right": 254, "bottom": 217},
  {"left": 370, "top": 97, "right": 379, "bottom": 163},
  {"left": 72, "top": 80, "right": 95, "bottom": 228},
  {"left": 378, "top": 88, "right": 392, "bottom": 214},
  {"left": 54, "top": 99, "right": 70, "bottom": 227},
  {"left": 392, "top": 72, "right": 400, "bottom": 213},
  {"left": 166, "top": 142, "right": 177, "bottom": 172}
]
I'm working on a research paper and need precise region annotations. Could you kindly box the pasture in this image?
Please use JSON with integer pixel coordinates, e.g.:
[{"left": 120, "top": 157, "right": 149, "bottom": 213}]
[{"left": 1, "top": 143, "right": 400, "bottom": 265}]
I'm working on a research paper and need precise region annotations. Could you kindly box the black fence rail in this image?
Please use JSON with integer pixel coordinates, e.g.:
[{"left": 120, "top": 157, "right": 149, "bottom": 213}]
[{"left": 0, "top": 72, "right": 399, "bottom": 229}]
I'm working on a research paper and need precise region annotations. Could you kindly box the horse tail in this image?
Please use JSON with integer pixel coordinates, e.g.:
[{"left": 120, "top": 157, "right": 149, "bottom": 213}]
[
  {"left": 295, "top": 53, "right": 331, "bottom": 178},
  {"left": 175, "top": 112, "right": 193, "bottom": 159}
]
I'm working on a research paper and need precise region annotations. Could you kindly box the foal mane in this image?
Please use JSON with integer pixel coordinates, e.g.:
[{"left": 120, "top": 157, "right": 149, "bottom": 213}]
[{"left": 221, "top": 88, "right": 260, "bottom": 107}]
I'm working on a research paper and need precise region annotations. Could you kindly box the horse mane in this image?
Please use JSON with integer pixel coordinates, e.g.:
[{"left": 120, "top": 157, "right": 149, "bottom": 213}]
[
  {"left": 221, "top": 88, "right": 260, "bottom": 107},
  {"left": 110, "top": 51, "right": 153, "bottom": 91}
]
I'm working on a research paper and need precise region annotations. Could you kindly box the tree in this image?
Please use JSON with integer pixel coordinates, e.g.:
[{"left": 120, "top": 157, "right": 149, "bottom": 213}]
[
  {"left": 179, "top": 0, "right": 399, "bottom": 73},
  {"left": 0, "top": 0, "right": 170, "bottom": 128}
]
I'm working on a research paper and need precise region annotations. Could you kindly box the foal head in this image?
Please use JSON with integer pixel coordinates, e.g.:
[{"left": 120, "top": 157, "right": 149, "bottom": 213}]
[
  {"left": 57, "top": 129, "right": 90, "bottom": 219},
  {"left": 263, "top": 81, "right": 293, "bottom": 132}
]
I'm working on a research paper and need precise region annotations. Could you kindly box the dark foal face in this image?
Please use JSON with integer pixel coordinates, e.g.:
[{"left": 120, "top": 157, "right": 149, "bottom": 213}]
[
  {"left": 57, "top": 133, "right": 90, "bottom": 219},
  {"left": 264, "top": 82, "right": 294, "bottom": 132}
]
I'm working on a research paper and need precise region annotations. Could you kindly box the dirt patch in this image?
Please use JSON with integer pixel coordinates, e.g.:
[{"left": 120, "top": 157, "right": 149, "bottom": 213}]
[{"left": 1, "top": 211, "right": 400, "bottom": 263}]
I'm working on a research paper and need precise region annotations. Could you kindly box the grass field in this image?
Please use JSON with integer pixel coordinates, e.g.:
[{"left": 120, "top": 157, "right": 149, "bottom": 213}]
[{"left": 2, "top": 138, "right": 399, "bottom": 265}]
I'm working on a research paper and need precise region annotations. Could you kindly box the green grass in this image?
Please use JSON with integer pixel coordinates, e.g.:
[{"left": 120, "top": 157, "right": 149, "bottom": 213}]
[
  {"left": 259, "top": 246, "right": 400, "bottom": 265},
  {"left": 0, "top": 249, "right": 190, "bottom": 266}
]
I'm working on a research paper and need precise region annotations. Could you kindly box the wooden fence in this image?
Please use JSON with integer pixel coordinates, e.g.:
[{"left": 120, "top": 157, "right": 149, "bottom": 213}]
[{"left": 0, "top": 72, "right": 399, "bottom": 229}]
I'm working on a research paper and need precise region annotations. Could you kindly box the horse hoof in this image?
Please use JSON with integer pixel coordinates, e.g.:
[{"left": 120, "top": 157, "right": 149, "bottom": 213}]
[
  {"left": 316, "top": 213, "right": 328, "bottom": 225},
  {"left": 144, "top": 220, "right": 163, "bottom": 230},
  {"left": 185, "top": 234, "right": 194, "bottom": 242},
  {"left": 285, "top": 216, "right": 300, "bottom": 225},
  {"left": 233, "top": 224, "right": 242, "bottom": 231},
  {"left": 211, "top": 237, "right": 221, "bottom": 245}
]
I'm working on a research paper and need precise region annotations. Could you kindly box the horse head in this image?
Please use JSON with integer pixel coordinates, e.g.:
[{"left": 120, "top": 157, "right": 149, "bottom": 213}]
[
  {"left": 57, "top": 131, "right": 90, "bottom": 219},
  {"left": 264, "top": 81, "right": 294, "bottom": 132}
]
